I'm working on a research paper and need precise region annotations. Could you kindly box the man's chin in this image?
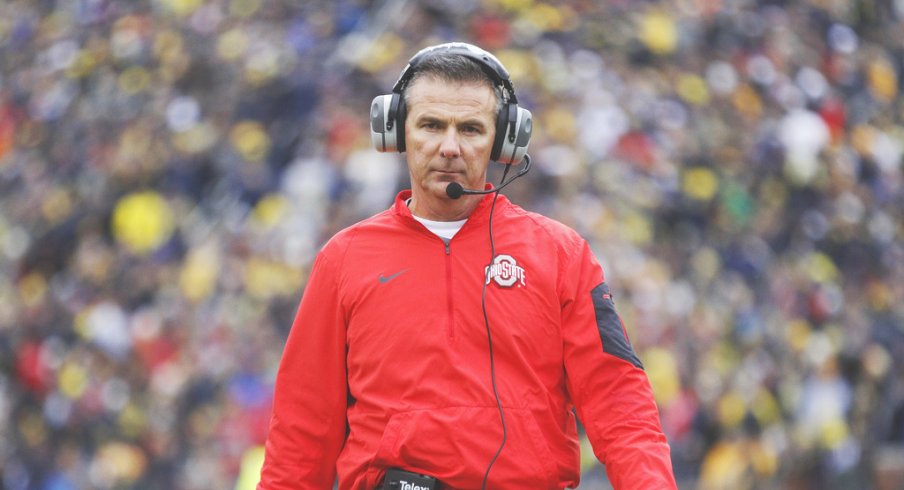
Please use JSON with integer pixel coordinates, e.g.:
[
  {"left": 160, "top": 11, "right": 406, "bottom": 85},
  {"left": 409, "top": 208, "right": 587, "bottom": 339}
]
[{"left": 429, "top": 182, "right": 457, "bottom": 199}]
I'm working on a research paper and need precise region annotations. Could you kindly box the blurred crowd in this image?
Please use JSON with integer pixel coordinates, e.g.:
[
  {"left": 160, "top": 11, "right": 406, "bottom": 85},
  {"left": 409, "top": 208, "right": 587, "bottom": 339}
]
[{"left": 1, "top": 0, "right": 903, "bottom": 489}]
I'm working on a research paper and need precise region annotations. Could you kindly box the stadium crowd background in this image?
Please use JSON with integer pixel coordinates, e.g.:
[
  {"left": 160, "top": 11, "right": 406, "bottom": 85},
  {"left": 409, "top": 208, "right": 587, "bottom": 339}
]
[{"left": 1, "top": 0, "right": 903, "bottom": 488}]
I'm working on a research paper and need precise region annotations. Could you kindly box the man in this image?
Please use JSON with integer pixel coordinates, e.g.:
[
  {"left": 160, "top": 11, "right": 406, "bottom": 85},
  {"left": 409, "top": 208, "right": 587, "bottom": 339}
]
[{"left": 258, "top": 42, "right": 676, "bottom": 489}]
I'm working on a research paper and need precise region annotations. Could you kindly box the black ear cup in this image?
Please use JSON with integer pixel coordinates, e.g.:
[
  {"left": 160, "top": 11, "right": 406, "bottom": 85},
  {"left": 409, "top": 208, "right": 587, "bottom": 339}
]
[
  {"left": 369, "top": 42, "right": 531, "bottom": 163},
  {"left": 493, "top": 106, "right": 532, "bottom": 165},
  {"left": 370, "top": 94, "right": 407, "bottom": 153}
]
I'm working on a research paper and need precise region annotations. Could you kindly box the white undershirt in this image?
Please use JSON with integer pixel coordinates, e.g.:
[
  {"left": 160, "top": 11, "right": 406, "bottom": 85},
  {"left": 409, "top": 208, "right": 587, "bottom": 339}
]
[{"left": 407, "top": 199, "right": 467, "bottom": 240}]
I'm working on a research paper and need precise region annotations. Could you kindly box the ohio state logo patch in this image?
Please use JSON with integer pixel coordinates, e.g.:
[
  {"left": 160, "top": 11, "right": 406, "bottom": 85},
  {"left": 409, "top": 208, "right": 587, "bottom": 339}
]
[{"left": 485, "top": 254, "right": 526, "bottom": 288}]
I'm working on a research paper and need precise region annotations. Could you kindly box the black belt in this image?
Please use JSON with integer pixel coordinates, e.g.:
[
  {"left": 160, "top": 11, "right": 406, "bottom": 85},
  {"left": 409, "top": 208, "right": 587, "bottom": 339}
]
[{"left": 380, "top": 468, "right": 441, "bottom": 490}]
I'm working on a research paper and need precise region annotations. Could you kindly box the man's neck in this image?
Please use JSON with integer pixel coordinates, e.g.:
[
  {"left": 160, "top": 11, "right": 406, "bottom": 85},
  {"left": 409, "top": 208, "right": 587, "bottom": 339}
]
[{"left": 407, "top": 194, "right": 481, "bottom": 221}]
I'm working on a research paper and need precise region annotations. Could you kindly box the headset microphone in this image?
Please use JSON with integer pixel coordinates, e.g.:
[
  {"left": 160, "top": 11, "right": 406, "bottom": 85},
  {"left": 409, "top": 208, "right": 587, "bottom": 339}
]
[
  {"left": 444, "top": 182, "right": 469, "bottom": 199},
  {"left": 445, "top": 154, "right": 532, "bottom": 200}
]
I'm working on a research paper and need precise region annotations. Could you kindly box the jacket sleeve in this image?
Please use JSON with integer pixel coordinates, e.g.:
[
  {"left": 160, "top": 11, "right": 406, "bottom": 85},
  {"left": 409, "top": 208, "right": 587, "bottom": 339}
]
[
  {"left": 560, "top": 239, "right": 676, "bottom": 490},
  {"left": 258, "top": 247, "right": 348, "bottom": 489}
]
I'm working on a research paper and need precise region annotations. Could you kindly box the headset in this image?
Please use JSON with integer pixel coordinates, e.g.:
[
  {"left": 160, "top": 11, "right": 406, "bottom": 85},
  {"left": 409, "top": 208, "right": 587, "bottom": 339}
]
[{"left": 370, "top": 42, "right": 532, "bottom": 165}]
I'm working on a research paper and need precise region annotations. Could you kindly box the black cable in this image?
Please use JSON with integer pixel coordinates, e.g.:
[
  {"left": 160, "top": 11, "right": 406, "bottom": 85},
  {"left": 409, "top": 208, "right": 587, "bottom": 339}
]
[{"left": 480, "top": 163, "right": 511, "bottom": 490}]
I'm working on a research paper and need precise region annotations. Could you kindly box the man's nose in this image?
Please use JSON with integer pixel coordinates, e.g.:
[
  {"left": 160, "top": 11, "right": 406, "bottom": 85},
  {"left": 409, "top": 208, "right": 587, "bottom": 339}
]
[{"left": 439, "top": 128, "right": 461, "bottom": 159}]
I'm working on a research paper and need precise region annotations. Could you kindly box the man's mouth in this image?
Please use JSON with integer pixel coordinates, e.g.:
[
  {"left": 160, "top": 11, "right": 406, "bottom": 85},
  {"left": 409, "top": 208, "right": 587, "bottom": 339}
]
[{"left": 433, "top": 169, "right": 460, "bottom": 180}]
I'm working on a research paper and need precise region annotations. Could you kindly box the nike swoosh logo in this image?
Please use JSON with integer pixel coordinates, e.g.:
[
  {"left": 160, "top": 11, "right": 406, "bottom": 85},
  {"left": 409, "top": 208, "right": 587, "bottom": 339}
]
[{"left": 378, "top": 269, "right": 408, "bottom": 283}]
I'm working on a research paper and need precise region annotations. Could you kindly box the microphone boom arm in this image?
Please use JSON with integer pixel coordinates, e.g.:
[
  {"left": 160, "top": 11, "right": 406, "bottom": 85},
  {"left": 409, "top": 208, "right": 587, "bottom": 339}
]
[{"left": 446, "top": 154, "right": 532, "bottom": 199}]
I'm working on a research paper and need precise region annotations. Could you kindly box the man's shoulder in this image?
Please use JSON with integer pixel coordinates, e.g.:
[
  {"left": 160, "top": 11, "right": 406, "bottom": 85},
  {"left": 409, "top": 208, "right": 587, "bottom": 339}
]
[
  {"left": 501, "top": 200, "right": 583, "bottom": 244},
  {"left": 321, "top": 208, "right": 398, "bottom": 252}
]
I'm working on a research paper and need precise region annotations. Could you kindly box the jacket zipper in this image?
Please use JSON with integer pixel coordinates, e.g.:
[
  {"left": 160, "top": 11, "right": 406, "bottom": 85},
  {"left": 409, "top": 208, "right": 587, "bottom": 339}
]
[{"left": 444, "top": 239, "right": 454, "bottom": 340}]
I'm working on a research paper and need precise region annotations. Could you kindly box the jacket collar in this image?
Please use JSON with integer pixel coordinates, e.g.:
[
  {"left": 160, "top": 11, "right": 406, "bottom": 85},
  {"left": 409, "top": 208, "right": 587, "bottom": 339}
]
[{"left": 391, "top": 185, "right": 508, "bottom": 229}]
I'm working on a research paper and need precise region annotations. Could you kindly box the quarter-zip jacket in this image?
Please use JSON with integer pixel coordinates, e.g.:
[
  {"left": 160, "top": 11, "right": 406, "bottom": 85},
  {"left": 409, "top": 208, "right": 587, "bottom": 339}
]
[{"left": 259, "top": 190, "right": 676, "bottom": 489}]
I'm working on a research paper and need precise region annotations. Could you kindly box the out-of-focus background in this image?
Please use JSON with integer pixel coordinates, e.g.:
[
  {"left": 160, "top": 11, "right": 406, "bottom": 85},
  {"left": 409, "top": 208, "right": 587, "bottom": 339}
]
[{"left": 1, "top": 0, "right": 902, "bottom": 489}]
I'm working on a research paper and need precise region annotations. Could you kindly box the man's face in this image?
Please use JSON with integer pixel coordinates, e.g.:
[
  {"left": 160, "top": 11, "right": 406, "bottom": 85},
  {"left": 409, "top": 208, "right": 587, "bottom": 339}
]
[{"left": 404, "top": 76, "right": 497, "bottom": 219}]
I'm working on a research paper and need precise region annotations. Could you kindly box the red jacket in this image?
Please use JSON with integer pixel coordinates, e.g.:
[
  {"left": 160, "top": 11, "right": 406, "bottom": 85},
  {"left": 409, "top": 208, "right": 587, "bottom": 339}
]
[{"left": 259, "top": 190, "right": 675, "bottom": 489}]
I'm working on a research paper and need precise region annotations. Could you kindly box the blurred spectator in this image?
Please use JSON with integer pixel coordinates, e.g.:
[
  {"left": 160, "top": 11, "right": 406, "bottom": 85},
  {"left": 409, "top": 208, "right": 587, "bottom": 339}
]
[{"left": 0, "top": 1, "right": 902, "bottom": 489}]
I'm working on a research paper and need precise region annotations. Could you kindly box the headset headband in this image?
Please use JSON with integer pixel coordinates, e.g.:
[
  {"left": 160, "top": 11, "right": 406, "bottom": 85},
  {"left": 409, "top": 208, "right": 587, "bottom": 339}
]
[{"left": 391, "top": 42, "right": 518, "bottom": 104}]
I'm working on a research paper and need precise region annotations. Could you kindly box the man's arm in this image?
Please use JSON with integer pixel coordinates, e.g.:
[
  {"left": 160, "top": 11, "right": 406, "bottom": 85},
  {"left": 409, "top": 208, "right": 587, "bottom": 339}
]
[
  {"left": 258, "top": 249, "right": 348, "bottom": 489},
  {"left": 560, "top": 240, "right": 676, "bottom": 489}
]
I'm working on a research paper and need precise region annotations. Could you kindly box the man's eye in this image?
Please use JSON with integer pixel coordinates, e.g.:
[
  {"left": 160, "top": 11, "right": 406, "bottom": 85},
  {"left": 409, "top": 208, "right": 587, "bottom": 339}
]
[{"left": 462, "top": 126, "right": 481, "bottom": 134}]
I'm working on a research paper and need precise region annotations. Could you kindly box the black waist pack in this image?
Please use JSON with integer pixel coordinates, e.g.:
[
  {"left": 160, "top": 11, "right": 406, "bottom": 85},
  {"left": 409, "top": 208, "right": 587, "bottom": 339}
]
[{"left": 381, "top": 468, "right": 438, "bottom": 490}]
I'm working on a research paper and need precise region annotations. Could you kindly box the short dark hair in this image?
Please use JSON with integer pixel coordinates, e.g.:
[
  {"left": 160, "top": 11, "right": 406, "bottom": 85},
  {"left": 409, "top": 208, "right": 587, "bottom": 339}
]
[{"left": 402, "top": 53, "right": 504, "bottom": 115}]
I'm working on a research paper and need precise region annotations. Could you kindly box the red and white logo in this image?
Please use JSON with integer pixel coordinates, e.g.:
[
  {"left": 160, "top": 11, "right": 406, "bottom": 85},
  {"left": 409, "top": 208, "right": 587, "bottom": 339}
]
[{"left": 485, "top": 254, "right": 526, "bottom": 288}]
